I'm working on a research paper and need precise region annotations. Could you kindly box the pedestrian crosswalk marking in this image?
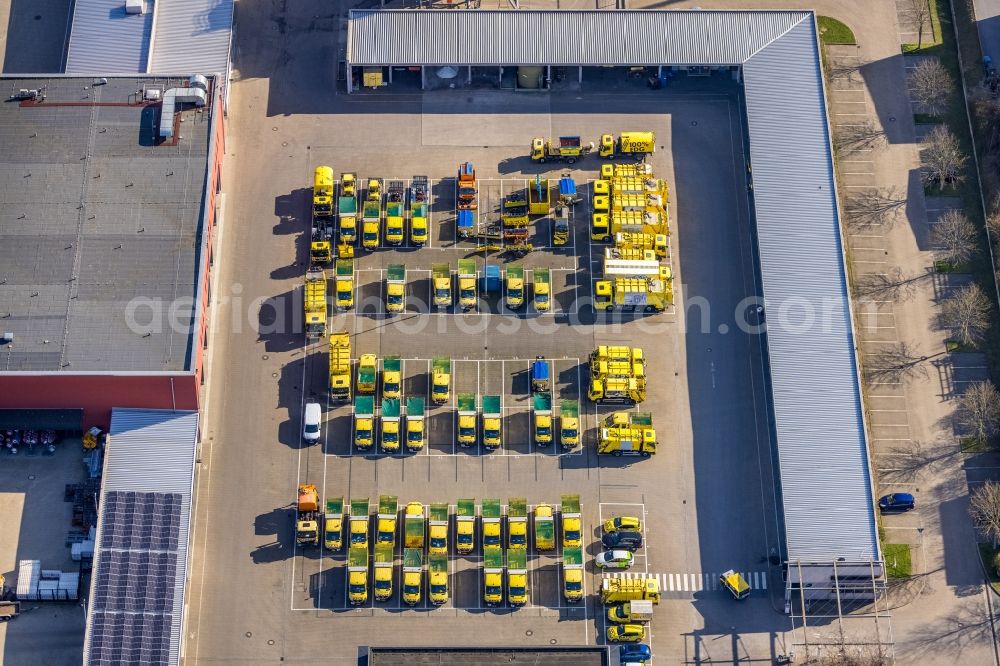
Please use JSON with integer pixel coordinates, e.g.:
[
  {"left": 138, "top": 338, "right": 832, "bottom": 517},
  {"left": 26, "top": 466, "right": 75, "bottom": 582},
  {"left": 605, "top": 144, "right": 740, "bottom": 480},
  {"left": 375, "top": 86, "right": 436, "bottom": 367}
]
[{"left": 605, "top": 570, "right": 768, "bottom": 593}]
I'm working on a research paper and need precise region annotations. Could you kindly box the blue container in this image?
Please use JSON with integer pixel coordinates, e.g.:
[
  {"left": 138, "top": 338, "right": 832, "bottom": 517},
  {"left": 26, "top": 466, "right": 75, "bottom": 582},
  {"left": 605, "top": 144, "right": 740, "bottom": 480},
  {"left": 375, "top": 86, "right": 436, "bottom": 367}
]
[
  {"left": 480, "top": 264, "right": 501, "bottom": 293},
  {"left": 530, "top": 357, "right": 550, "bottom": 392},
  {"left": 558, "top": 177, "right": 577, "bottom": 199}
]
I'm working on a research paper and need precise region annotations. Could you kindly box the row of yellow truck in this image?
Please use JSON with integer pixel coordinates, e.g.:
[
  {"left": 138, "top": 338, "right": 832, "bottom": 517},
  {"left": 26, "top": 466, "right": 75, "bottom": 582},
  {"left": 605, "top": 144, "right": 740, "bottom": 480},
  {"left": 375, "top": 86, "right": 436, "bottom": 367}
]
[
  {"left": 591, "top": 162, "right": 673, "bottom": 313},
  {"left": 308, "top": 496, "right": 581, "bottom": 607},
  {"left": 312, "top": 169, "right": 431, "bottom": 250}
]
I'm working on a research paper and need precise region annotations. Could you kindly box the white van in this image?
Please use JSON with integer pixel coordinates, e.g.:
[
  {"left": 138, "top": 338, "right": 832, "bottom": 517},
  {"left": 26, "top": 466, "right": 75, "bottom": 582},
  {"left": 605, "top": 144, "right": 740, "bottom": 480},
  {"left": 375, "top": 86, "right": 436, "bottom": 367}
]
[{"left": 303, "top": 402, "right": 322, "bottom": 442}]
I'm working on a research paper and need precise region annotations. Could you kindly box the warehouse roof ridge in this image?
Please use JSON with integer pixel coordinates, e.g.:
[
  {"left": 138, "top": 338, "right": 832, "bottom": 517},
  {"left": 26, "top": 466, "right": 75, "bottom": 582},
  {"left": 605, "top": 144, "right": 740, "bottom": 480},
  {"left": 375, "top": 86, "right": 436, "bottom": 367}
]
[{"left": 0, "top": 76, "right": 214, "bottom": 373}]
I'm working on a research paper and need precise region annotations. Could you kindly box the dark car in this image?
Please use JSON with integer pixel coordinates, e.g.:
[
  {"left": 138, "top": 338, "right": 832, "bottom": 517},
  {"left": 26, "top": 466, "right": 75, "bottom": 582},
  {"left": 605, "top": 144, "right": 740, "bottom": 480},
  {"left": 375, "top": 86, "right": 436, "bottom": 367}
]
[
  {"left": 620, "top": 643, "right": 652, "bottom": 662},
  {"left": 878, "top": 493, "right": 915, "bottom": 513},
  {"left": 602, "top": 530, "right": 643, "bottom": 551}
]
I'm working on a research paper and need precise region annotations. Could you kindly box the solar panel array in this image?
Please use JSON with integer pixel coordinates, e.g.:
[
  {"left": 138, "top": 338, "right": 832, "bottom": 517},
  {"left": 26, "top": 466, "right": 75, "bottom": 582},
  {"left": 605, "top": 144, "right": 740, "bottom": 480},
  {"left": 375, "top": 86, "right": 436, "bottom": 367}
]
[
  {"left": 101, "top": 491, "right": 182, "bottom": 551},
  {"left": 91, "top": 551, "right": 178, "bottom": 613},
  {"left": 88, "top": 613, "right": 172, "bottom": 666},
  {"left": 89, "top": 491, "right": 183, "bottom": 666}
]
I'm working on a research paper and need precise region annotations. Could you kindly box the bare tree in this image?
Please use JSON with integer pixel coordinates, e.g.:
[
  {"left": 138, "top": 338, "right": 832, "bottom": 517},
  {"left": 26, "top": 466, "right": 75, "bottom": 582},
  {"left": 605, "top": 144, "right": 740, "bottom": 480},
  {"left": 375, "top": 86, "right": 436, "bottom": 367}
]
[
  {"left": 970, "top": 480, "right": 1000, "bottom": 544},
  {"left": 958, "top": 381, "right": 1000, "bottom": 447},
  {"left": 802, "top": 646, "right": 891, "bottom": 666},
  {"left": 930, "top": 209, "right": 979, "bottom": 266},
  {"left": 835, "top": 120, "right": 887, "bottom": 154},
  {"left": 909, "top": 59, "right": 953, "bottom": 117},
  {"left": 921, "top": 125, "right": 968, "bottom": 190},
  {"left": 843, "top": 187, "right": 906, "bottom": 229},
  {"left": 853, "top": 267, "right": 923, "bottom": 301},
  {"left": 901, "top": 0, "right": 933, "bottom": 50},
  {"left": 941, "top": 283, "right": 992, "bottom": 347},
  {"left": 864, "top": 341, "right": 927, "bottom": 383}
]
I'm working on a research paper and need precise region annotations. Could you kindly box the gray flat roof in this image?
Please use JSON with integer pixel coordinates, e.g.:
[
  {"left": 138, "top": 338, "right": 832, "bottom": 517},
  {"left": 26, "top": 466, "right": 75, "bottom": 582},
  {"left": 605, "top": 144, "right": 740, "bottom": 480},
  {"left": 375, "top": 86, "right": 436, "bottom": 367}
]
[
  {"left": 347, "top": 9, "right": 879, "bottom": 565},
  {"left": 64, "top": 0, "right": 234, "bottom": 77},
  {"left": 0, "top": 76, "right": 212, "bottom": 372}
]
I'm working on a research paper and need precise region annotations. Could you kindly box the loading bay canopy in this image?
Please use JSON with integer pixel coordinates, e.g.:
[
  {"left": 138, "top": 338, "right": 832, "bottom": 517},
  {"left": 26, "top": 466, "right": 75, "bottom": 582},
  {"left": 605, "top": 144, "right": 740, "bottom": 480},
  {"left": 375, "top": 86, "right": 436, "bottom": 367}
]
[{"left": 346, "top": 7, "right": 882, "bottom": 593}]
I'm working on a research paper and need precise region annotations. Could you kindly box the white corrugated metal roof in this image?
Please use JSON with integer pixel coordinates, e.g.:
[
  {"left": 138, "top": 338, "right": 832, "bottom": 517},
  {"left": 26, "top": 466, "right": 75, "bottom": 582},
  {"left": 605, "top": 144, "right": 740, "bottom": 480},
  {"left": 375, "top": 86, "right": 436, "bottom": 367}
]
[
  {"left": 347, "top": 9, "right": 808, "bottom": 66},
  {"left": 743, "top": 16, "right": 878, "bottom": 563},
  {"left": 65, "top": 0, "right": 154, "bottom": 73},
  {"left": 149, "top": 0, "right": 235, "bottom": 74},
  {"left": 346, "top": 9, "right": 879, "bottom": 565},
  {"left": 65, "top": 0, "right": 233, "bottom": 75},
  {"left": 84, "top": 408, "right": 199, "bottom": 666}
]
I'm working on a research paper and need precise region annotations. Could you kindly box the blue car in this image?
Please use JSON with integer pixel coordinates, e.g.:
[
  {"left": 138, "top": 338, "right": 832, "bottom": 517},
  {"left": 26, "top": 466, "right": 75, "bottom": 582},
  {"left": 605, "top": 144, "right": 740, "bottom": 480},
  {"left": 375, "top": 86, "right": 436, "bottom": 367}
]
[
  {"left": 879, "top": 493, "right": 915, "bottom": 513},
  {"left": 620, "top": 643, "right": 652, "bottom": 662}
]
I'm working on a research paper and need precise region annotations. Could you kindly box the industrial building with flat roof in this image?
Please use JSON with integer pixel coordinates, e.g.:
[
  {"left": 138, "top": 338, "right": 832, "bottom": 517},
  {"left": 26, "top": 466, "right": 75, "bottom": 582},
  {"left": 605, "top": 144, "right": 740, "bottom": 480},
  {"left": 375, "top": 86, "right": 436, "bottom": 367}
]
[
  {"left": 347, "top": 8, "right": 882, "bottom": 605},
  {"left": 0, "top": 75, "right": 225, "bottom": 427}
]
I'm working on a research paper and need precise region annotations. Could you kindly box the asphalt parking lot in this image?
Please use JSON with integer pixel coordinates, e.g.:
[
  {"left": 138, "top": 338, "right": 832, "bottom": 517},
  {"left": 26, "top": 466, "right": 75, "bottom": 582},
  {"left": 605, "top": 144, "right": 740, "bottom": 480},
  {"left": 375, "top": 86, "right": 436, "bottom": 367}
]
[{"left": 187, "top": 32, "right": 791, "bottom": 662}]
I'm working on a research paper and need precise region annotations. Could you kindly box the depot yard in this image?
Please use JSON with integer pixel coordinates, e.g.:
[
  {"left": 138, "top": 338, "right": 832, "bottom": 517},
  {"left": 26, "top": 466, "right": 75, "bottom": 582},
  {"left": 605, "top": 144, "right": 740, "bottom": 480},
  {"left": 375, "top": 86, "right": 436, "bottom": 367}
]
[{"left": 189, "top": 77, "right": 787, "bottom": 663}]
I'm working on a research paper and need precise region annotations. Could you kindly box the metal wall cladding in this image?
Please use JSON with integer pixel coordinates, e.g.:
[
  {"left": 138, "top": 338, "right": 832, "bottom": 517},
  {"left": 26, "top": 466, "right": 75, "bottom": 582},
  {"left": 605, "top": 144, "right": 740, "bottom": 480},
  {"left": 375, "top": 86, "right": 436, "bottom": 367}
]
[
  {"left": 743, "top": 17, "right": 879, "bottom": 564},
  {"left": 65, "top": 0, "right": 154, "bottom": 73},
  {"left": 348, "top": 9, "right": 810, "bottom": 67},
  {"left": 148, "top": 0, "right": 234, "bottom": 75}
]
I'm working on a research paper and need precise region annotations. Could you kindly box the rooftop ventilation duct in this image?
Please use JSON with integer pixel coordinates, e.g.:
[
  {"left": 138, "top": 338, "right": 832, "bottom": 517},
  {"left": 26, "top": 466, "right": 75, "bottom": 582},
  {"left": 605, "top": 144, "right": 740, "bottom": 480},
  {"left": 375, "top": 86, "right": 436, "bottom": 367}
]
[
  {"left": 158, "top": 86, "right": 207, "bottom": 140},
  {"left": 125, "top": 0, "right": 144, "bottom": 14}
]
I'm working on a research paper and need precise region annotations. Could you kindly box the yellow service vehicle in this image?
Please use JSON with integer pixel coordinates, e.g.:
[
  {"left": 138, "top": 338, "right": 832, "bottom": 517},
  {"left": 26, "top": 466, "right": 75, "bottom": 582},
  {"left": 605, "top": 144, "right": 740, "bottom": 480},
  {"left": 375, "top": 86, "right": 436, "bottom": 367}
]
[
  {"left": 334, "top": 259, "right": 354, "bottom": 310},
  {"left": 402, "top": 548, "right": 423, "bottom": 606},
  {"left": 534, "top": 503, "right": 555, "bottom": 551},
  {"left": 384, "top": 180, "right": 406, "bottom": 246},
  {"left": 357, "top": 354, "right": 377, "bottom": 395},
  {"left": 721, "top": 569, "right": 751, "bottom": 600},
  {"left": 457, "top": 393, "right": 478, "bottom": 447},
  {"left": 482, "top": 395, "right": 502, "bottom": 449},
  {"left": 561, "top": 495, "right": 582, "bottom": 549},
  {"left": 482, "top": 499, "right": 502, "bottom": 551},
  {"left": 599, "top": 131, "right": 656, "bottom": 160},
  {"left": 386, "top": 265, "right": 406, "bottom": 314},
  {"left": 432, "top": 263, "right": 452, "bottom": 308},
  {"left": 607, "top": 624, "right": 646, "bottom": 643},
  {"left": 607, "top": 600, "right": 654, "bottom": 624},
  {"left": 595, "top": 265, "right": 673, "bottom": 314},
  {"left": 410, "top": 177, "right": 429, "bottom": 245},
  {"left": 456, "top": 499, "right": 476, "bottom": 554},
  {"left": 347, "top": 545, "right": 369, "bottom": 605},
  {"left": 313, "top": 166, "right": 334, "bottom": 217},
  {"left": 507, "top": 498, "right": 528, "bottom": 549},
  {"left": 428, "top": 503, "right": 449, "bottom": 556},
  {"left": 432, "top": 357, "right": 451, "bottom": 405},
  {"left": 559, "top": 400, "right": 580, "bottom": 449},
  {"left": 304, "top": 268, "right": 327, "bottom": 340},
  {"left": 353, "top": 396, "right": 375, "bottom": 450},
  {"left": 428, "top": 553, "right": 449, "bottom": 605},
  {"left": 600, "top": 577, "right": 661, "bottom": 604},
  {"left": 530, "top": 136, "right": 592, "bottom": 164},
  {"left": 597, "top": 412, "right": 656, "bottom": 456},
  {"left": 604, "top": 516, "right": 642, "bottom": 533},
  {"left": 562, "top": 547, "right": 584, "bottom": 603},
  {"left": 532, "top": 268, "right": 551, "bottom": 312},
  {"left": 404, "top": 502, "right": 426, "bottom": 549},
  {"left": 373, "top": 543, "right": 394, "bottom": 602},
  {"left": 507, "top": 549, "right": 528, "bottom": 607},
  {"left": 324, "top": 497, "right": 345, "bottom": 551},
  {"left": 483, "top": 548, "right": 504, "bottom": 607},
  {"left": 349, "top": 498, "right": 370, "bottom": 550},
  {"left": 375, "top": 495, "right": 398, "bottom": 547},
  {"left": 405, "top": 397, "right": 426, "bottom": 451},
  {"left": 505, "top": 264, "right": 525, "bottom": 309},
  {"left": 296, "top": 484, "right": 321, "bottom": 547},
  {"left": 382, "top": 355, "right": 402, "bottom": 400},
  {"left": 328, "top": 331, "right": 352, "bottom": 401},
  {"left": 458, "top": 259, "right": 477, "bottom": 311}
]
